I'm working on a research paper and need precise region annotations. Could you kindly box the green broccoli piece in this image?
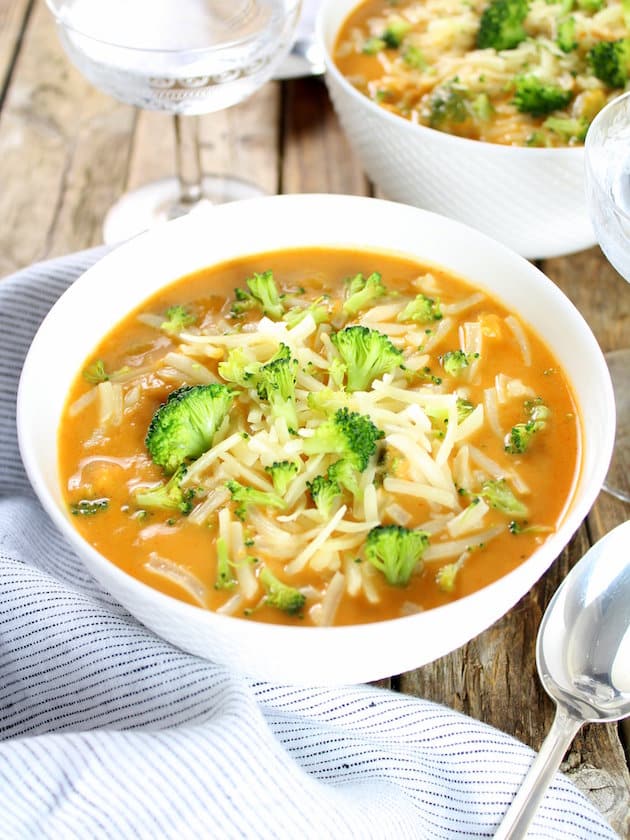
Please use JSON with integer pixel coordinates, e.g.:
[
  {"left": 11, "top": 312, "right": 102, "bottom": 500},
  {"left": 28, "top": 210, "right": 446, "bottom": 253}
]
[
  {"left": 307, "top": 473, "right": 342, "bottom": 517},
  {"left": 397, "top": 293, "right": 443, "bottom": 323},
  {"left": 218, "top": 347, "right": 261, "bottom": 387},
  {"left": 82, "top": 359, "right": 109, "bottom": 384},
  {"left": 265, "top": 461, "right": 299, "bottom": 495},
  {"left": 306, "top": 387, "right": 351, "bottom": 414},
  {"left": 259, "top": 566, "right": 305, "bottom": 615},
  {"left": 363, "top": 36, "right": 386, "bottom": 54},
  {"left": 145, "top": 383, "right": 235, "bottom": 474},
  {"left": 440, "top": 349, "right": 478, "bottom": 376},
  {"left": 327, "top": 458, "right": 361, "bottom": 497},
  {"left": 227, "top": 479, "right": 286, "bottom": 520},
  {"left": 403, "top": 45, "right": 428, "bottom": 69},
  {"left": 134, "top": 465, "right": 195, "bottom": 515},
  {"left": 70, "top": 498, "right": 109, "bottom": 516},
  {"left": 331, "top": 325, "right": 403, "bottom": 392},
  {"left": 255, "top": 343, "right": 299, "bottom": 431},
  {"left": 231, "top": 270, "right": 285, "bottom": 319},
  {"left": 429, "top": 83, "right": 471, "bottom": 128},
  {"left": 577, "top": 0, "right": 603, "bottom": 9},
  {"left": 342, "top": 272, "right": 387, "bottom": 315},
  {"left": 161, "top": 305, "right": 196, "bottom": 335},
  {"left": 282, "top": 298, "right": 330, "bottom": 328},
  {"left": 364, "top": 525, "right": 430, "bottom": 586},
  {"left": 215, "top": 535, "right": 237, "bottom": 590},
  {"left": 543, "top": 115, "right": 589, "bottom": 142},
  {"left": 557, "top": 17, "right": 577, "bottom": 52},
  {"left": 477, "top": 0, "right": 529, "bottom": 50},
  {"left": 479, "top": 478, "right": 528, "bottom": 517},
  {"left": 457, "top": 398, "right": 475, "bottom": 422},
  {"left": 302, "top": 407, "right": 384, "bottom": 471},
  {"left": 382, "top": 18, "right": 412, "bottom": 48},
  {"left": 472, "top": 92, "right": 495, "bottom": 121},
  {"left": 505, "top": 397, "right": 550, "bottom": 454},
  {"left": 435, "top": 556, "right": 465, "bottom": 593},
  {"left": 513, "top": 76, "right": 572, "bottom": 116},
  {"left": 588, "top": 38, "right": 630, "bottom": 88}
]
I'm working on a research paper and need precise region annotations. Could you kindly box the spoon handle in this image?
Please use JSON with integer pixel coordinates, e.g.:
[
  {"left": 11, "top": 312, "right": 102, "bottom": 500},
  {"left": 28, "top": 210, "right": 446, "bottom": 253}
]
[{"left": 494, "top": 706, "right": 582, "bottom": 839}]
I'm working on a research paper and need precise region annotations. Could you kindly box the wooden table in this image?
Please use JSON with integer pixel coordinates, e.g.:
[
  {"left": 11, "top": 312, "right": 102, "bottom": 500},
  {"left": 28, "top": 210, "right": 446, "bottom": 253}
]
[{"left": 1, "top": 1, "right": 628, "bottom": 834}]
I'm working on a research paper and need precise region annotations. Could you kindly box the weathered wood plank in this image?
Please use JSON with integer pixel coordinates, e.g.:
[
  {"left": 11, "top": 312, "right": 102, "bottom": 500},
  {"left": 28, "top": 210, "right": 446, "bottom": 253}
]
[
  {"left": 0, "top": 0, "right": 31, "bottom": 95},
  {"left": 0, "top": 0, "right": 134, "bottom": 276},
  {"left": 281, "top": 76, "right": 370, "bottom": 195}
]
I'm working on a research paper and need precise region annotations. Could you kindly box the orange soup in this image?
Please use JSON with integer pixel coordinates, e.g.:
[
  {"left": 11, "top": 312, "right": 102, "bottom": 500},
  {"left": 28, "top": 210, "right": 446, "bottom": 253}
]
[
  {"left": 334, "top": 0, "right": 629, "bottom": 147},
  {"left": 59, "top": 248, "right": 580, "bottom": 627}
]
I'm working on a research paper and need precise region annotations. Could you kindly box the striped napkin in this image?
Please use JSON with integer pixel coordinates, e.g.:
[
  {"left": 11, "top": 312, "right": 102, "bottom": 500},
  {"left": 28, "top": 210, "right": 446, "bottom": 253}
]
[{"left": 0, "top": 250, "right": 618, "bottom": 840}]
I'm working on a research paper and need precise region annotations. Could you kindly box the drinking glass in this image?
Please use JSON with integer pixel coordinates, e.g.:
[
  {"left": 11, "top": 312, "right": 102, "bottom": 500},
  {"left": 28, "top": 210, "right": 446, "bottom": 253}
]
[
  {"left": 45, "top": 0, "right": 302, "bottom": 243},
  {"left": 584, "top": 91, "right": 630, "bottom": 503}
]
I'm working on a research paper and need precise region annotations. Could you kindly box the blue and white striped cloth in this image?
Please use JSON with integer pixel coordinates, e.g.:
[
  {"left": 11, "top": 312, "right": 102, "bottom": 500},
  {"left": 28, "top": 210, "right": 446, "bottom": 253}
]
[{"left": 0, "top": 250, "right": 619, "bottom": 839}]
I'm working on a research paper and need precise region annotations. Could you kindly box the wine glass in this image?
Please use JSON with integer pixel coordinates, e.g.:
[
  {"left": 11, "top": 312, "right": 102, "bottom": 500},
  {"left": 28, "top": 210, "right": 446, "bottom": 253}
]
[
  {"left": 44, "top": 0, "right": 302, "bottom": 244},
  {"left": 584, "top": 91, "right": 630, "bottom": 503}
]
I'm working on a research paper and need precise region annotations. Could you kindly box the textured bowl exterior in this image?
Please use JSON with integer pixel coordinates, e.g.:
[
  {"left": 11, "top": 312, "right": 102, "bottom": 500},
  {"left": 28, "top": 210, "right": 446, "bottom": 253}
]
[
  {"left": 317, "top": 0, "right": 596, "bottom": 260},
  {"left": 17, "top": 195, "right": 614, "bottom": 686}
]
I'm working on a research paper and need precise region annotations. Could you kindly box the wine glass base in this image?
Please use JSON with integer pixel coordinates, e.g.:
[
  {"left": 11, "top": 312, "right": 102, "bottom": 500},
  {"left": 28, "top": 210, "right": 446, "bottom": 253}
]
[
  {"left": 102, "top": 176, "right": 267, "bottom": 245},
  {"left": 603, "top": 348, "right": 630, "bottom": 503}
]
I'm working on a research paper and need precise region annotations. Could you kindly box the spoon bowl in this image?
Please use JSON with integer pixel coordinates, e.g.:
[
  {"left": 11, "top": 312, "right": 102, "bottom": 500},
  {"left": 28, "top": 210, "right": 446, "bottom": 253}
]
[{"left": 496, "top": 520, "right": 630, "bottom": 838}]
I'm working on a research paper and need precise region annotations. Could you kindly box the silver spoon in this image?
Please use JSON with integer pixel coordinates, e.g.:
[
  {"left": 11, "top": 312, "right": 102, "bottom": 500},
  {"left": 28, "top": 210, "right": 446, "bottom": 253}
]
[{"left": 495, "top": 519, "right": 630, "bottom": 839}]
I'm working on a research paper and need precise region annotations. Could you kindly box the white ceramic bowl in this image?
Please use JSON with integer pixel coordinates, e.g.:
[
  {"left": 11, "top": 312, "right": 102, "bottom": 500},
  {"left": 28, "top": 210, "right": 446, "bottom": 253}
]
[
  {"left": 17, "top": 194, "right": 614, "bottom": 686},
  {"left": 317, "top": 0, "right": 596, "bottom": 260}
]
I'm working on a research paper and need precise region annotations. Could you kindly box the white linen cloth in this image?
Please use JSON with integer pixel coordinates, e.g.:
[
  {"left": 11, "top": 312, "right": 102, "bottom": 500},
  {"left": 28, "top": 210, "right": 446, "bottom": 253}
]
[{"left": 0, "top": 249, "right": 619, "bottom": 840}]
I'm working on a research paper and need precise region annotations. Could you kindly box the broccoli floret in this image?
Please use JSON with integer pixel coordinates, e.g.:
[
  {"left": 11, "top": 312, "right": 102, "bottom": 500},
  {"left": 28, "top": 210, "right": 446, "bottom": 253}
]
[
  {"left": 403, "top": 45, "right": 428, "bottom": 69},
  {"left": 255, "top": 343, "right": 299, "bottom": 431},
  {"left": 543, "top": 115, "right": 589, "bottom": 142},
  {"left": 231, "top": 270, "right": 285, "bottom": 319},
  {"left": 397, "top": 293, "right": 443, "bottom": 323},
  {"left": 70, "top": 497, "right": 109, "bottom": 516},
  {"left": 161, "top": 305, "right": 196, "bottom": 335},
  {"left": 343, "top": 272, "right": 387, "bottom": 315},
  {"left": 362, "top": 36, "right": 386, "bottom": 54},
  {"left": 327, "top": 458, "right": 361, "bottom": 497},
  {"left": 302, "top": 407, "right": 384, "bottom": 471},
  {"left": 577, "top": 0, "right": 603, "bottom": 9},
  {"left": 227, "top": 479, "right": 286, "bottom": 520},
  {"left": 215, "top": 535, "right": 237, "bottom": 590},
  {"left": 505, "top": 397, "right": 550, "bottom": 454},
  {"left": 457, "top": 398, "right": 475, "bottom": 422},
  {"left": 218, "top": 347, "right": 260, "bottom": 387},
  {"left": 306, "top": 387, "right": 351, "bottom": 414},
  {"left": 382, "top": 18, "right": 412, "bottom": 48},
  {"left": 282, "top": 298, "right": 330, "bottom": 328},
  {"left": 588, "top": 38, "right": 630, "bottom": 88},
  {"left": 82, "top": 359, "right": 109, "bottom": 384},
  {"left": 145, "top": 383, "right": 235, "bottom": 474},
  {"left": 440, "top": 349, "right": 478, "bottom": 376},
  {"left": 265, "top": 461, "right": 299, "bottom": 495},
  {"left": 134, "top": 465, "right": 195, "bottom": 514},
  {"left": 331, "top": 326, "right": 403, "bottom": 392},
  {"left": 307, "top": 473, "right": 342, "bottom": 517},
  {"left": 557, "top": 17, "right": 577, "bottom": 52},
  {"left": 477, "top": 0, "right": 529, "bottom": 50},
  {"left": 429, "top": 83, "right": 471, "bottom": 128},
  {"left": 513, "top": 76, "right": 572, "bottom": 116},
  {"left": 472, "top": 92, "right": 495, "bottom": 121},
  {"left": 479, "top": 478, "right": 528, "bottom": 517},
  {"left": 259, "top": 566, "right": 305, "bottom": 615},
  {"left": 435, "top": 556, "right": 465, "bottom": 593},
  {"left": 364, "top": 525, "right": 430, "bottom": 586}
]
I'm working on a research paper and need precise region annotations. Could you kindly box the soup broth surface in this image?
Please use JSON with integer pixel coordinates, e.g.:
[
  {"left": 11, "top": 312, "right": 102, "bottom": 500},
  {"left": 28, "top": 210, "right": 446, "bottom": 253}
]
[
  {"left": 59, "top": 248, "right": 580, "bottom": 627},
  {"left": 334, "top": 0, "right": 629, "bottom": 147}
]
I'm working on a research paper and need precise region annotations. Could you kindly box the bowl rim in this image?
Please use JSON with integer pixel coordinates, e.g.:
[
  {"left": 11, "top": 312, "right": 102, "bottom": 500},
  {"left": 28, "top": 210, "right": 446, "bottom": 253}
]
[
  {"left": 315, "top": 0, "right": 585, "bottom": 158},
  {"left": 16, "top": 194, "right": 614, "bottom": 677}
]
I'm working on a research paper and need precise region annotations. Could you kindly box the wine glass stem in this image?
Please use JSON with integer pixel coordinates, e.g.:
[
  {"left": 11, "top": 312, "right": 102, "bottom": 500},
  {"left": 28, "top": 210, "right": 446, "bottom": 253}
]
[{"left": 174, "top": 114, "right": 204, "bottom": 206}]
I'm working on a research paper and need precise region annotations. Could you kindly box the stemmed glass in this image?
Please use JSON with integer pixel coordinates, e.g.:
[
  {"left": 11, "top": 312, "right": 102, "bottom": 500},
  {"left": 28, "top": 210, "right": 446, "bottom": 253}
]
[
  {"left": 584, "top": 91, "right": 630, "bottom": 503},
  {"left": 45, "top": 0, "right": 302, "bottom": 243}
]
